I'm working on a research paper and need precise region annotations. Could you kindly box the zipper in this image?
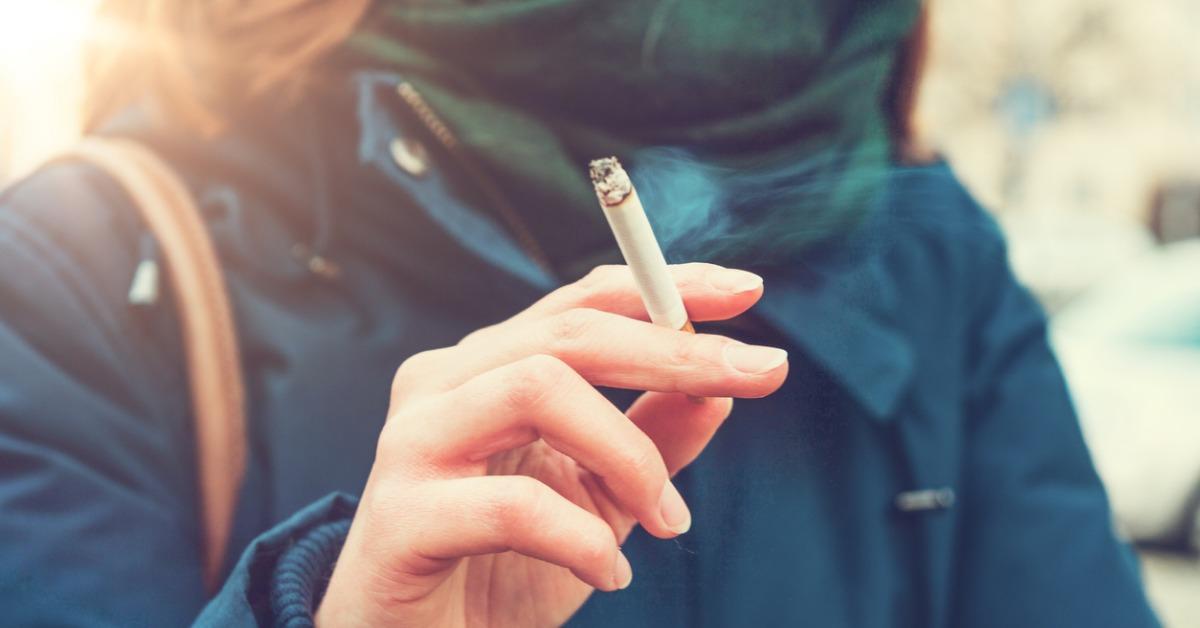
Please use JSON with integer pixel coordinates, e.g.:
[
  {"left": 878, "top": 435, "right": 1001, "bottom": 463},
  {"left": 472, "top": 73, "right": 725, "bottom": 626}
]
[
  {"left": 128, "top": 231, "right": 162, "bottom": 305},
  {"left": 395, "top": 82, "right": 554, "bottom": 276}
]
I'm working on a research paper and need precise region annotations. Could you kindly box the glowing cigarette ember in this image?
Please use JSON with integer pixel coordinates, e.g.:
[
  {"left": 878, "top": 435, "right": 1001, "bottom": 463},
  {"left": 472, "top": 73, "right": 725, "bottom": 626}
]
[{"left": 589, "top": 157, "right": 694, "bottom": 333}]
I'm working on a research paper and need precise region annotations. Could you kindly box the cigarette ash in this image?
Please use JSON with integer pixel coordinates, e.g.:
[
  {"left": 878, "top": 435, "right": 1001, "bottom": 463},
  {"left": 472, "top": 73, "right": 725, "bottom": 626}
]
[{"left": 589, "top": 157, "right": 634, "bottom": 206}]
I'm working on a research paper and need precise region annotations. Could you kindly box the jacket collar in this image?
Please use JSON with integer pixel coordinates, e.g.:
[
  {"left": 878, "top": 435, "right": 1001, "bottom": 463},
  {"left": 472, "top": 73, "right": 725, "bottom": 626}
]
[
  {"left": 754, "top": 216, "right": 915, "bottom": 422},
  {"left": 354, "top": 71, "right": 557, "bottom": 291}
]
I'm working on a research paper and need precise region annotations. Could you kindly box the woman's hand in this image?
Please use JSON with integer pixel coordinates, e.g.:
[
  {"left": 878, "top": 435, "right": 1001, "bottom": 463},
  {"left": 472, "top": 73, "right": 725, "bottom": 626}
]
[{"left": 316, "top": 263, "right": 788, "bottom": 627}]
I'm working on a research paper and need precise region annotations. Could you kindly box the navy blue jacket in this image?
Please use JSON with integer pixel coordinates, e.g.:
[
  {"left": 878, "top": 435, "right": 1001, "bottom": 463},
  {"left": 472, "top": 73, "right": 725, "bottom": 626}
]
[{"left": 0, "top": 72, "right": 1159, "bottom": 627}]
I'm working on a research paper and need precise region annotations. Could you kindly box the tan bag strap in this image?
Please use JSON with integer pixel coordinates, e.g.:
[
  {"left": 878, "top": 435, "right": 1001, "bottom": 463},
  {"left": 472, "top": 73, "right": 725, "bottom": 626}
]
[{"left": 65, "top": 138, "right": 247, "bottom": 592}]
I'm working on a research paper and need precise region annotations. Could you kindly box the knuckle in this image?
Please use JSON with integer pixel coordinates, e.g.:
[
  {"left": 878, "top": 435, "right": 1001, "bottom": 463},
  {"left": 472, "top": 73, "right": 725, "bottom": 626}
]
[
  {"left": 620, "top": 441, "right": 665, "bottom": 485},
  {"left": 576, "top": 530, "right": 612, "bottom": 566},
  {"left": 676, "top": 334, "right": 729, "bottom": 372},
  {"left": 392, "top": 349, "right": 448, "bottom": 393},
  {"left": 374, "top": 416, "right": 422, "bottom": 472},
  {"left": 675, "top": 262, "right": 721, "bottom": 289},
  {"left": 374, "top": 421, "right": 406, "bottom": 463},
  {"left": 676, "top": 261, "right": 719, "bottom": 277},
  {"left": 661, "top": 335, "right": 734, "bottom": 394},
  {"left": 548, "top": 307, "right": 605, "bottom": 348},
  {"left": 377, "top": 392, "right": 460, "bottom": 469},
  {"left": 555, "top": 265, "right": 629, "bottom": 311},
  {"left": 459, "top": 324, "right": 498, "bottom": 346},
  {"left": 499, "top": 354, "right": 573, "bottom": 411},
  {"left": 520, "top": 352, "right": 572, "bottom": 375},
  {"left": 497, "top": 477, "right": 547, "bottom": 534},
  {"left": 665, "top": 335, "right": 702, "bottom": 370}
]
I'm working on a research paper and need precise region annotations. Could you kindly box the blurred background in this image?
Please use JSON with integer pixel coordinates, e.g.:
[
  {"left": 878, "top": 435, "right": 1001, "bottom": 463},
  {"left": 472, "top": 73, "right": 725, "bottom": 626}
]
[
  {"left": 1, "top": 0, "right": 1197, "bottom": 625},
  {"left": 915, "top": 3, "right": 1200, "bottom": 626}
]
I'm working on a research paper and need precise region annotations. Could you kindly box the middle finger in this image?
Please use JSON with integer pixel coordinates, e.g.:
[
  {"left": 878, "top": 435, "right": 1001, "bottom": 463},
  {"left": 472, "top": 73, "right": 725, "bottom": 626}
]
[{"left": 395, "top": 308, "right": 788, "bottom": 400}]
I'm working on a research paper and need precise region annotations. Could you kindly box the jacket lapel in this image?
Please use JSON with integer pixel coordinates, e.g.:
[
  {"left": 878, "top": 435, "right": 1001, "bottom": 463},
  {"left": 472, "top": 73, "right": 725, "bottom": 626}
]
[
  {"left": 755, "top": 241, "right": 915, "bottom": 422},
  {"left": 755, "top": 226, "right": 960, "bottom": 628}
]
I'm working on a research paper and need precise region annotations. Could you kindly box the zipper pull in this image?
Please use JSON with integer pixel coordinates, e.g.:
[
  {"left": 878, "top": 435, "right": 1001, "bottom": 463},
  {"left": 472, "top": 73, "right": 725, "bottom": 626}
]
[{"left": 128, "top": 233, "right": 161, "bottom": 306}]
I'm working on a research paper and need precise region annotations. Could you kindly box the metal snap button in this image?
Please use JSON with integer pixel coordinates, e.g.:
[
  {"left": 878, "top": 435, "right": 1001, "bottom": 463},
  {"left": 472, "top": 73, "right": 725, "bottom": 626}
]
[
  {"left": 389, "top": 137, "right": 430, "bottom": 178},
  {"left": 290, "top": 243, "right": 342, "bottom": 280},
  {"left": 894, "top": 488, "right": 956, "bottom": 513}
]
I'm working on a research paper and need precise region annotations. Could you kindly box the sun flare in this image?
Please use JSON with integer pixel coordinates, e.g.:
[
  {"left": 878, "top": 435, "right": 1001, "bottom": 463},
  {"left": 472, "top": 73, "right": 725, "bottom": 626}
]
[
  {"left": 0, "top": 1, "right": 98, "bottom": 180},
  {"left": 0, "top": 1, "right": 97, "bottom": 64}
]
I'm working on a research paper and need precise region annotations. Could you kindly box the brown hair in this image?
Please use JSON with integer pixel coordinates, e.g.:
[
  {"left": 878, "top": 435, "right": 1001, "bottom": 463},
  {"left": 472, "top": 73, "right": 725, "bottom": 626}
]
[{"left": 84, "top": 0, "right": 371, "bottom": 135}]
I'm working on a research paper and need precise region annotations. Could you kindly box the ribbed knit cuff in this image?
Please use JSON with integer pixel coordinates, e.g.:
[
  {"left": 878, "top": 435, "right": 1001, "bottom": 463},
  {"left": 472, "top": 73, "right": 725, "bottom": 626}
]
[{"left": 269, "top": 518, "right": 352, "bottom": 628}]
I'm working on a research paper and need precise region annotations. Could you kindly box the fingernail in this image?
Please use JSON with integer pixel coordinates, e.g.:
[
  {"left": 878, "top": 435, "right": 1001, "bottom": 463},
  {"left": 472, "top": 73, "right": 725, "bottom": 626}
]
[
  {"left": 707, "top": 269, "right": 763, "bottom": 294},
  {"left": 613, "top": 551, "right": 633, "bottom": 590},
  {"left": 724, "top": 344, "right": 788, "bottom": 374},
  {"left": 659, "top": 481, "right": 692, "bottom": 534}
]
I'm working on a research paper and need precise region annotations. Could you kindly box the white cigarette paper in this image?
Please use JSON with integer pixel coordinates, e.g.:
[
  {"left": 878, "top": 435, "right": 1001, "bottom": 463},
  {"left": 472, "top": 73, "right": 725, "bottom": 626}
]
[{"left": 589, "top": 157, "right": 691, "bottom": 331}]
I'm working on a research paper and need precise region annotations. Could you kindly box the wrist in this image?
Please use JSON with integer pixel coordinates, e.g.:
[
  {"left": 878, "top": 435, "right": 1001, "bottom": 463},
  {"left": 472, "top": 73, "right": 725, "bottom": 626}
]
[{"left": 313, "top": 522, "right": 403, "bottom": 628}]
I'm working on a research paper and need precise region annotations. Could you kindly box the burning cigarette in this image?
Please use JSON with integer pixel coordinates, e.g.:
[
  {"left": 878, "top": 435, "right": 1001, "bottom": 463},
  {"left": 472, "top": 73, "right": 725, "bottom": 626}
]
[{"left": 589, "top": 157, "right": 694, "bottom": 333}]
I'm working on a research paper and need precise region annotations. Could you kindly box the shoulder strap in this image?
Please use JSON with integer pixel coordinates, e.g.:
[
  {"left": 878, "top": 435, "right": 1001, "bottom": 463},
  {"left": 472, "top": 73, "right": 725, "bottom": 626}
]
[{"left": 65, "top": 138, "right": 247, "bottom": 592}]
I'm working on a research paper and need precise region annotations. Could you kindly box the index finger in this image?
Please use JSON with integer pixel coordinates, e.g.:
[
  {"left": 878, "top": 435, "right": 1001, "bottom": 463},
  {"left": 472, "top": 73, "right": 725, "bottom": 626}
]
[{"left": 511, "top": 263, "right": 763, "bottom": 326}]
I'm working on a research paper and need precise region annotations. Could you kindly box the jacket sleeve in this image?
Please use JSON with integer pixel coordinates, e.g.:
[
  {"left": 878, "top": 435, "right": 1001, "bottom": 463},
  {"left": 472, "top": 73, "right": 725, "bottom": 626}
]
[
  {"left": 951, "top": 221, "right": 1161, "bottom": 627},
  {"left": 194, "top": 494, "right": 354, "bottom": 627},
  {"left": 0, "top": 163, "right": 352, "bottom": 627}
]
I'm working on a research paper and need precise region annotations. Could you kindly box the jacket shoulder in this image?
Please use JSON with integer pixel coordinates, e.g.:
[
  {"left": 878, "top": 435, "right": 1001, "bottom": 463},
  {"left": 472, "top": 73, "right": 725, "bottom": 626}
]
[
  {"left": 880, "top": 164, "right": 1012, "bottom": 304},
  {"left": 0, "top": 159, "right": 183, "bottom": 419},
  {"left": 886, "top": 163, "right": 1006, "bottom": 265},
  {"left": 1, "top": 159, "right": 146, "bottom": 284}
]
